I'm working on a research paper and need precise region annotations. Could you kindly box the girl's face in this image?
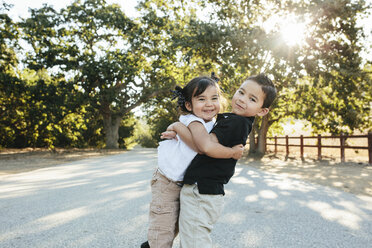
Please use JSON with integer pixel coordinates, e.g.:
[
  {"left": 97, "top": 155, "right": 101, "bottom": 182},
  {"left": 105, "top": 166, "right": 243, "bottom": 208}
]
[{"left": 185, "top": 85, "right": 220, "bottom": 122}]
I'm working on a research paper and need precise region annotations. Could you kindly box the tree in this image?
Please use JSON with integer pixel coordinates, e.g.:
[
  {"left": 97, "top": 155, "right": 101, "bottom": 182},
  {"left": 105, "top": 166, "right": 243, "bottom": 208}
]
[
  {"left": 286, "top": 0, "right": 371, "bottom": 134},
  {"left": 138, "top": 0, "right": 229, "bottom": 144},
  {"left": 138, "top": 0, "right": 300, "bottom": 155},
  {"left": 19, "top": 0, "right": 178, "bottom": 148},
  {"left": 1, "top": 3, "right": 89, "bottom": 148},
  {"left": 139, "top": 0, "right": 370, "bottom": 156},
  {"left": 0, "top": 2, "right": 21, "bottom": 147}
]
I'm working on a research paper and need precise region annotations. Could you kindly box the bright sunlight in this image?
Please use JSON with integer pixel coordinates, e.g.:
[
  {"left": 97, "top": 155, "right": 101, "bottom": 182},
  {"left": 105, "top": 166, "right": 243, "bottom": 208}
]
[
  {"left": 280, "top": 18, "right": 307, "bottom": 46},
  {"left": 263, "top": 13, "right": 308, "bottom": 47}
]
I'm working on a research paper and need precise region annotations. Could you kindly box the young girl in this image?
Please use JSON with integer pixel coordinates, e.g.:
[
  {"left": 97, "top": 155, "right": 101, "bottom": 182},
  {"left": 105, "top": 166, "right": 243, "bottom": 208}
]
[{"left": 141, "top": 75, "right": 244, "bottom": 248}]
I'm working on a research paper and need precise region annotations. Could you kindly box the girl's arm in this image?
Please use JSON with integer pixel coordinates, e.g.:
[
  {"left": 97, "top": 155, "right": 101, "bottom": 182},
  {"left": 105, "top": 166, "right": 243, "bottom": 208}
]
[
  {"left": 169, "top": 122, "right": 244, "bottom": 159},
  {"left": 166, "top": 122, "right": 201, "bottom": 153}
]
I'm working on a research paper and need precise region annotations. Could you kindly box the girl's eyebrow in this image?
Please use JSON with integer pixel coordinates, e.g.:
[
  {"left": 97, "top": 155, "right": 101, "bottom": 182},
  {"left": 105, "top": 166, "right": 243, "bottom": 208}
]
[{"left": 196, "top": 94, "right": 219, "bottom": 98}]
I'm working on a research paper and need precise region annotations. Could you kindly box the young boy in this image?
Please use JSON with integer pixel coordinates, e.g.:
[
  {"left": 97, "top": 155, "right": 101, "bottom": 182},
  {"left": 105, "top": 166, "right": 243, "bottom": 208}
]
[{"left": 169, "top": 74, "right": 277, "bottom": 248}]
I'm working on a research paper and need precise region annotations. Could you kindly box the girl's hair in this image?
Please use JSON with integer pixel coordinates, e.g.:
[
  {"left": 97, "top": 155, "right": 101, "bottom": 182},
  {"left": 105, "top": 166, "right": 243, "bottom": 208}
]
[{"left": 172, "top": 73, "right": 222, "bottom": 113}]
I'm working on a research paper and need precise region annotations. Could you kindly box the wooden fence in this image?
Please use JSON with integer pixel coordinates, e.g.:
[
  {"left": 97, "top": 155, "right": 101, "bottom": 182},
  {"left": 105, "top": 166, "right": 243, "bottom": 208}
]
[{"left": 266, "top": 133, "right": 372, "bottom": 164}]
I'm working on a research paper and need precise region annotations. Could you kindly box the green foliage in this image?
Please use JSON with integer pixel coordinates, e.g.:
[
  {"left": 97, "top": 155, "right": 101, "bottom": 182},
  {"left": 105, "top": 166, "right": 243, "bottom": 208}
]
[
  {"left": 138, "top": 0, "right": 370, "bottom": 149},
  {"left": 284, "top": 0, "right": 371, "bottom": 134},
  {"left": 1, "top": 67, "right": 137, "bottom": 148},
  {"left": 0, "top": 3, "right": 19, "bottom": 72},
  {"left": 145, "top": 96, "right": 180, "bottom": 145},
  {"left": 1, "top": 0, "right": 370, "bottom": 150},
  {"left": 118, "top": 113, "right": 137, "bottom": 149},
  {"left": 18, "top": 0, "right": 181, "bottom": 148},
  {"left": 133, "top": 118, "right": 158, "bottom": 148},
  {"left": 0, "top": 5, "right": 22, "bottom": 147},
  {"left": 1, "top": 69, "right": 81, "bottom": 148}
]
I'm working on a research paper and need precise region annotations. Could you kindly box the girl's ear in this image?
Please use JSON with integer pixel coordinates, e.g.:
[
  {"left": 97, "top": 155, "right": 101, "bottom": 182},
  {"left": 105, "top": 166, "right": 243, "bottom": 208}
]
[
  {"left": 185, "top": 101, "right": 192, "bottom": 112},
  {"left": 257, "top": 108, "right": 269, "bottom": 117}
]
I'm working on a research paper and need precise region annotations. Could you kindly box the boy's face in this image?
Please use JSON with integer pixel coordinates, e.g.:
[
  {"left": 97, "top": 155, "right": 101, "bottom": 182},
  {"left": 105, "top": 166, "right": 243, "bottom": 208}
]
[{"left": 231, "top": 80, "right": 269, "bottom": 117}]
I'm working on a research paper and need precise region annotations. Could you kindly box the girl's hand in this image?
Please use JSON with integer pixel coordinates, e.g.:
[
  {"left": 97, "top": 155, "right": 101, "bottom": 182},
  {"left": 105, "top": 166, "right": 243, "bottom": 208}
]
[
  {"left": 231, "top": 144, "right": 244, "bottom": 160},
  {"left": 161, "top": 131, "right": 178, "bottom": 140}
]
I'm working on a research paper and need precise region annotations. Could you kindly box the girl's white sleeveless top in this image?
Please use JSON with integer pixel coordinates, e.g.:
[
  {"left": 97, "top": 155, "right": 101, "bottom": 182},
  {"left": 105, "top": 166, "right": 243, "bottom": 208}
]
[{"left": 157, "top": 114, "right": 214, "bottom": 182}]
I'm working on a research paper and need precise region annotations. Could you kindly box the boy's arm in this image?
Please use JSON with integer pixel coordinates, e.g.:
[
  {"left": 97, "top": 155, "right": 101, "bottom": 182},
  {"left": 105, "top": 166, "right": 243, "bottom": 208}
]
[{"left": 171, "top": 122, "right": 244, "bottom": 160}]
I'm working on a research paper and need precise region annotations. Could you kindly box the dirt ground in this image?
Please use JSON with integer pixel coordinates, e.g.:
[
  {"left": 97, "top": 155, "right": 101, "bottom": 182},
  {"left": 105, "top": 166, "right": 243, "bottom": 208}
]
[
  {"left": 240, "top": 153, "right": 372, "bottom": 197},
  {"left": 1, "top": 148, "right": 371, "bottom": 197}
]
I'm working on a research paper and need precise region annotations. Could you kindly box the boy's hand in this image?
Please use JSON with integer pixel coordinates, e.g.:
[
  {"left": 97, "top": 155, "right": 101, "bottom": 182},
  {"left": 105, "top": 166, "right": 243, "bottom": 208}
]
[
  {"left": 166, "top": 122, "right": 181, "bottom": 131},
  {"left": 231, "top": 144, "right": 244, "bottom": 160},
  {"left": 160, "top": 130, "right": 178, "bottom": 140}
]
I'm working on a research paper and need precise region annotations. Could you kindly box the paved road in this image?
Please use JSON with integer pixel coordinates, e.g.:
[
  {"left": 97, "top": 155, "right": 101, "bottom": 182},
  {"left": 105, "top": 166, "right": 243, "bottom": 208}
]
[{"left": 1, "top": 148, "right": 371, "bottom": 248}]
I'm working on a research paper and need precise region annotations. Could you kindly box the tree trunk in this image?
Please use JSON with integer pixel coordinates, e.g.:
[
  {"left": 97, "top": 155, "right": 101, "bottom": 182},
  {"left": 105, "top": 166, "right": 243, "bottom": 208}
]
[
  {"left": 257, "top": 113, "right": 270, "bottom": 157},
  {"left": 103, "top": 114, "right": 121, "bottom": 149},
  {"left": 248, "top": 114, "right": 271, "bottom": 158},
  {"left": 248, "top": 119, "right": 257, "bottom": 155}
]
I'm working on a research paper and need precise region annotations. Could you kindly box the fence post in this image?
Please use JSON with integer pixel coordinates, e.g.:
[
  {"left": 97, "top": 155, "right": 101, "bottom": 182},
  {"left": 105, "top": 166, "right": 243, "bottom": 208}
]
[
  {"left": 340, "top": 133, "right": 345, "bottom": 162},
  {"left": 286, "top": 135, "right": 289, "bottom": 159},
  {"left": 368, "top": 133, "right": 372, "bottom": 165},
  {"left": 300, "top": 135, "right": 304, "bottom": 161},
  {"left": 274, "top": 136, "right": 277, "bottom": 155},
  {"left": 317, "top": 134, "right": 322, "bottom": 160}
]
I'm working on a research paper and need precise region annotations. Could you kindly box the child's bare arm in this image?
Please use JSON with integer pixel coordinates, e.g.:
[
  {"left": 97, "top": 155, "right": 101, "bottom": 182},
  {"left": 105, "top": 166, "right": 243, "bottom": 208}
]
[
  {"left": 167, "top": 122, "right": 243, "bottom": 159},
  {"left": 187, "top": 122, "right": 243, "bottom": 159},
  {"left": 166, "top": 122, "right": 201, "bottom": 153}
]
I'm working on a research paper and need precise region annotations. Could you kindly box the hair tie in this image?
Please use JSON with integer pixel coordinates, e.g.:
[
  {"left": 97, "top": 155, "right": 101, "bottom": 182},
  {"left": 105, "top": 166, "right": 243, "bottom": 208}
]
[
  {"left": 211, "top": 72, "right": 226, "bottom": 93},
  {"left": 171, "top": 86, "right": 186, "bottom": 109},
  {"left": 211, "top": 72, "right": 220, "bottom": 83}
]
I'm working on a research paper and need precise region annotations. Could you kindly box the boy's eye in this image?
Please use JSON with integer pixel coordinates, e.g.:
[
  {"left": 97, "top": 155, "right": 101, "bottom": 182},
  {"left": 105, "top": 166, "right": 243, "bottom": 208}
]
[{"left": 250, "top": 97, "right": 256, "bottom": 102}]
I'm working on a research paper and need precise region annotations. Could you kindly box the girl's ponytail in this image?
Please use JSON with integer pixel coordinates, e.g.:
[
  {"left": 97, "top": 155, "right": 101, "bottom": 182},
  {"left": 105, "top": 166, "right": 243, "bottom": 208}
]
[
  {"left": 211, "top": 72, "right": 220, "bottom": 83},
  {"left": 171, "top": 86, "right": 188, "bottom": 112}
]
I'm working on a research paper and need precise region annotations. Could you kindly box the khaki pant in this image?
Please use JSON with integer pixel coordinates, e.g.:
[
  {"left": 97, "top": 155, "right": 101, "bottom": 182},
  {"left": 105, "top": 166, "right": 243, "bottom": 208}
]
[
  {"left": 148, "top": 169, "right": 182, "bottom": 248},
  {"left": 179, "top": 184, "right": 224, "bottom": 248}
]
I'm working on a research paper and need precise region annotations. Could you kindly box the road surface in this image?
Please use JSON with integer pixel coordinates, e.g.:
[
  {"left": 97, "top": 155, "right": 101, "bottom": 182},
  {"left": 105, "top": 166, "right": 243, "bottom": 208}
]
[{"left": 1, "top": 148, "right": 371, "bottom": 247}]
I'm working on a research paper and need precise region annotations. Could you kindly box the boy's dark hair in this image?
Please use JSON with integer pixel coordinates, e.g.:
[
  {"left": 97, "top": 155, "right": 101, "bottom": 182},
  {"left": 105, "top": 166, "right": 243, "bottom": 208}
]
[
  {"left": 173, "top": 76, "right": 220, "bottom": 113},
  {"left": 246, "top": 74, "right": 277, "bottom": 108}
]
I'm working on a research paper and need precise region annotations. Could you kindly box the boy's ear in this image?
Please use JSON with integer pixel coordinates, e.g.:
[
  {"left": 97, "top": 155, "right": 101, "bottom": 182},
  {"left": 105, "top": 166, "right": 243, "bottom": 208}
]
[
  {"left": 185, "top": 102, "right": 192, "bottom": 112},
  {"left": 257, "top": 107, "right": 269, "bottom": 117}
]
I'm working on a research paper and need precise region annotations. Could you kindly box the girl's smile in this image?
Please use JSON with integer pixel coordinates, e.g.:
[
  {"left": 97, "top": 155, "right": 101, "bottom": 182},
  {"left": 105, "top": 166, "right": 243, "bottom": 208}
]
[{"left": 186, "top": 85, "right": 220, "bottom": 122}]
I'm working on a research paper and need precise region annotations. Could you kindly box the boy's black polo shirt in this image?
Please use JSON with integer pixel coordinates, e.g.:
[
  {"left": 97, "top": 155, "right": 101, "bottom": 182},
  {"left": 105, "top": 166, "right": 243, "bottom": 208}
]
[{"left": 183, "top": 113, "right": 255, "bottom": 195}]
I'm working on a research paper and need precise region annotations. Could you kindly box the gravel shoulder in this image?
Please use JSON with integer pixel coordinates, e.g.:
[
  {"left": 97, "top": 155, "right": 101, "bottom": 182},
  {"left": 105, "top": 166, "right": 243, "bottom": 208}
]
[{"left": 240, "top": 154, "right": 372, "bottom": 197}]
